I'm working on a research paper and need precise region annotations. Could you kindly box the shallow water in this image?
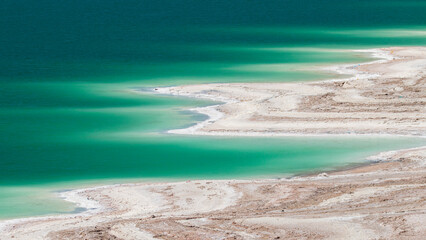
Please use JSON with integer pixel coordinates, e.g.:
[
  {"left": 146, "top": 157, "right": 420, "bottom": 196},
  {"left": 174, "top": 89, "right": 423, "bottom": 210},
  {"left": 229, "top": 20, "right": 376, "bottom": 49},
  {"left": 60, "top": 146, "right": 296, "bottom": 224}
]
[{"left": 1, "top": 0, "right": 425, "bottom": 219}]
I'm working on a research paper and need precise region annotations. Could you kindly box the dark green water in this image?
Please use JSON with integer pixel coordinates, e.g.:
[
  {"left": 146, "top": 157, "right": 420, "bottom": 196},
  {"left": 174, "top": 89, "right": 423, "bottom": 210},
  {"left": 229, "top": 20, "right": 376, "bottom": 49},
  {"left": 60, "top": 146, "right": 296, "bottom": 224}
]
[{"left": 0, "top": 0, "right": 425, "bottom": 219}]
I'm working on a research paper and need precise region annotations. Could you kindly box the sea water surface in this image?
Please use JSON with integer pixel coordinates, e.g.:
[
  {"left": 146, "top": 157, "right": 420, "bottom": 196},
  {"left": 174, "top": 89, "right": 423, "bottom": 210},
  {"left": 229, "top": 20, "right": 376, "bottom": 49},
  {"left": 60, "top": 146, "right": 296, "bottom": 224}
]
[{"left": 1, "top": 0, "right": 426, "bottom": 219}]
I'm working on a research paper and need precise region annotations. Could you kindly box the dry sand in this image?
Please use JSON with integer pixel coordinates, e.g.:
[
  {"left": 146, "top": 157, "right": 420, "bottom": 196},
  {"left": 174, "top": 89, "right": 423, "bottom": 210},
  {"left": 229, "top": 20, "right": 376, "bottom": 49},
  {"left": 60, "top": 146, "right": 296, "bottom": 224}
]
[{"left": 1, "top": 47, "right": 425, "bottom": 239}]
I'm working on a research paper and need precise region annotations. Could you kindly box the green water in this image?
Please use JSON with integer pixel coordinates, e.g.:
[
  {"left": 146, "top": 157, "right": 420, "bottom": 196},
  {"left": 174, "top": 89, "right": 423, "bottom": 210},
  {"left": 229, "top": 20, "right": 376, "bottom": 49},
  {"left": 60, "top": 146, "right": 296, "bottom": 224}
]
[{"left": 1, "top": 0, "right": 426, "bottom": 219}]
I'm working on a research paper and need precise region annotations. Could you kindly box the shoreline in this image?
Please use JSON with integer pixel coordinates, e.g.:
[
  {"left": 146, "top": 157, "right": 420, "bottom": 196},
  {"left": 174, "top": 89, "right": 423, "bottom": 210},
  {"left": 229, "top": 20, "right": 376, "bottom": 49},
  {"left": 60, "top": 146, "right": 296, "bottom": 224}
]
[
  {"left": 154, "top": 48, "right": 390, "bottom": 137},
  {"left": 1, "top": 47, "right": 425, "bottom": 239},
  {"left": 153, "top": 47, "right": 425, "bottom": 137},
  {"left": 1, "top": 145, "right": 424, "bottom": 239}
]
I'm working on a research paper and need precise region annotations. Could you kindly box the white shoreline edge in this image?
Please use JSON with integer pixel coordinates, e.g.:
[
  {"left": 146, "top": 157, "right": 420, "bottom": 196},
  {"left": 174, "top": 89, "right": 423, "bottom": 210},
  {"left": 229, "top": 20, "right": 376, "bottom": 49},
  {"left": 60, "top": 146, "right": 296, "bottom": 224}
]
[
  {"left": 0, "top": 48, "right": 423, "bottom": 233},
  {"left": 0, "top": 183, "right": 139, "bottom": 233},
  {"left": 152, "top": 48, "right": 404, "bottom": 137},
  {"left": 1, "top": 145, "right": 424, "bottom": 234}
]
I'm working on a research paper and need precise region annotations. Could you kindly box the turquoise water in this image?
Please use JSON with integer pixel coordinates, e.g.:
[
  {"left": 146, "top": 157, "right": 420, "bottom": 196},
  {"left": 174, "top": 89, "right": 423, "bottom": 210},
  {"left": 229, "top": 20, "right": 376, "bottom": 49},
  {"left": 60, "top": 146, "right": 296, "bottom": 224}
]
[{"left": 1, "top": 0, "right": 426, "bottom": 219}]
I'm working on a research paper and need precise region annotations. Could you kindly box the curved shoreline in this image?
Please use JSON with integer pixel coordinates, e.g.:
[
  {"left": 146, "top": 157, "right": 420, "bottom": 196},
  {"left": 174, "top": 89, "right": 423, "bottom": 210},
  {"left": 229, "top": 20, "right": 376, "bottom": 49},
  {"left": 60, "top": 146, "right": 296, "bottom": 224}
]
[
  {"left": 1, "top": 47, "right": 425, "bottom": 239},
  {"left": 1, "top": 145, "right": 424, "bottom": 239},
  {"left": 153, "top": 47, "right": 425, "bottom": 137}
]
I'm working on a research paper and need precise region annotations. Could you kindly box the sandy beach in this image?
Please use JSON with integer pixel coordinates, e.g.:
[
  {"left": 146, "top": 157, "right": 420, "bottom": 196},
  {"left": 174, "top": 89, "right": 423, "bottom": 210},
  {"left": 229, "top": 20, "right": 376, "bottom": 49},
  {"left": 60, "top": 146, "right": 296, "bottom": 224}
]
[{"left": 1, "top": 47, "right": 425, "bottom": 239}]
